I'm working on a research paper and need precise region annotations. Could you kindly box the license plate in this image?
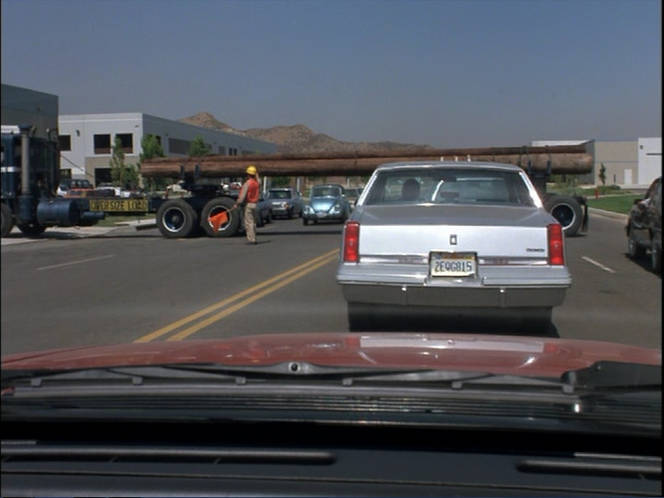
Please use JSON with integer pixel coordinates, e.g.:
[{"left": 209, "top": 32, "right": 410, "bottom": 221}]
[
  {"left": 430, "top": 252, "right": 476, "bottom": 277},
  {"left": 317, "top": 212, "right": 327, "bottom": 218},
  {"left": 88, "top": 198, "right": 149, "bottom": 212}
]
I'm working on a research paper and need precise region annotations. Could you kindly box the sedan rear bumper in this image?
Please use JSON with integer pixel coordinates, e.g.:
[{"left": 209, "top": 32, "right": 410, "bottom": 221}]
[{"left": 337, "top": 263, "right": 570, "bottom": 308}]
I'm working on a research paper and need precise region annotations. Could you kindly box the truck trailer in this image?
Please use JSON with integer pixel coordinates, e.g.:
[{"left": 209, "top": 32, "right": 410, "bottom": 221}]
[{"left": 2, "top": 123, "right": 591, "bottom": 239}]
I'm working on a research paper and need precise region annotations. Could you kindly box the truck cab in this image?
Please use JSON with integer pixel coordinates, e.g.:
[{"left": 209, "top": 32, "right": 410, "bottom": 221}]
[{"left": 1, "top": 125, "right": 103, "bottom": 237}]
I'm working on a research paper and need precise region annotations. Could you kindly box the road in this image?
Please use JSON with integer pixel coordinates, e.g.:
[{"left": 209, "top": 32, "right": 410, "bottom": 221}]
[{"left": 1, "top": 213, "right": 660, "bottom": 356}]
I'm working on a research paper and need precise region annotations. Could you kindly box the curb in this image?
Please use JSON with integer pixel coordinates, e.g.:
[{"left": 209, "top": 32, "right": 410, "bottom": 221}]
[
  {"left": 113, "top": 219, "right": 157, "bottom": 227},
  {"left": 588, "top": 207, "right": 628, "bottom": 222}
]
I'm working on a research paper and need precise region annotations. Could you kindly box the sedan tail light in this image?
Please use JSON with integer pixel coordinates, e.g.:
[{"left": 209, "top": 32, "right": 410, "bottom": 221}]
[
  {"left": 547, "top": 223, "right": 564, "bottom": 265},
  {"left": 343, "top": 221, "right": 360, "bottom": 263}
]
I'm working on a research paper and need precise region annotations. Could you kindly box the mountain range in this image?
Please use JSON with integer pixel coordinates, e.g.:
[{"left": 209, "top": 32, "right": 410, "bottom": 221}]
[{"left": 179, "top": 112, "right": 433, "bottom": 154}]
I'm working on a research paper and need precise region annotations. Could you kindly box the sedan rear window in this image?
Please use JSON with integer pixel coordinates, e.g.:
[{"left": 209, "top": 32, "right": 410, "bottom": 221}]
[{"left": 365, "top": 168, "right": 536, "bottom": 207}]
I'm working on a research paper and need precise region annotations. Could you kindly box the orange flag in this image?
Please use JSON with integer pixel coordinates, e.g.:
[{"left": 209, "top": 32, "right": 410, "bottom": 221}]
[{"left": 209, "top": 211, "right": 228, "bottom": 232}]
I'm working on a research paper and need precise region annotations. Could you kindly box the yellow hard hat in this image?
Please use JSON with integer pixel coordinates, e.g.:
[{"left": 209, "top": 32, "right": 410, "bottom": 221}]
[{"left": 246, "top": 165, "right": 257, "bottom": 176}]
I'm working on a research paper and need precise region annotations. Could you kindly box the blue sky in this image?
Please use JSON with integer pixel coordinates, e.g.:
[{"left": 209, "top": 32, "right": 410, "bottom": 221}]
[{"left": 1, "top": 0, "right": 661, "bottom": 147}]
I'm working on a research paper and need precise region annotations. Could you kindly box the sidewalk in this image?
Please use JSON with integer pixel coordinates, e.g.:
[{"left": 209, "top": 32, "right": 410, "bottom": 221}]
[
  {"left": 588, "top": 207, "right": 628, "bottom": 222},
  {"left": 113, "top": 218, "right": 157, "bottom": 227}
]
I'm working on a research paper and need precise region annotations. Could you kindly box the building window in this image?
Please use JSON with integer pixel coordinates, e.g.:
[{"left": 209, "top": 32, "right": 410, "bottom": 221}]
[
  {"left": 218, "top": 146, "right": 226, "bottom": 155},
  {"left": 116, "top": 133, "right": 133, "bottom": 154},
  {"left": 58, "top": 135, "right": 71, "bottom": 151},
  {"left": 168, "top": 138, "right": 191, "bottom": 155},
  {"left": 228, "top": 147, "right": 239, "bottom": 156},
  {"left": 60, "top": 169, "right": 72, "bottom": 179},
  {"left": 95, "top": 168, "right": 112, "bottom": 186},
  {"left": 94, "top": 134, "right": 111, "bottom": 154}
]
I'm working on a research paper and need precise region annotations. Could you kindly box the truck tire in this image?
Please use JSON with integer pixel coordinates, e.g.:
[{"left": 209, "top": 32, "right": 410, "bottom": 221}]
[
  {"left": 200, "top": 197, "right": 240, "bottom": 237},
  {"left": 544, "top": 195, "right": 583, "bottom": 236},
  {"left": 156, "top": 199, "right": 198, "bottom": 238},
  {"left": 1, "top": 203, "right": 14, "bottom": 238},
  {"left": 17, "top": 222, "right": 46, "bottom": 237}
]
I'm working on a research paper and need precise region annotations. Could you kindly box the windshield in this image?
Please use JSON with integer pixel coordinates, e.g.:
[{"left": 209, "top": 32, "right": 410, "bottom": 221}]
[
  {"left": 269, "top": 190, "right": 292, "bottom": 199},
  {"left": 312, "top": 186, "right": 342, "bottom": 197},
  {"left": 0, "top": 2, "right": 661, "bottom": 491},
  {"left": 364, "top": 168, "right": 536, "bottom": 207}
]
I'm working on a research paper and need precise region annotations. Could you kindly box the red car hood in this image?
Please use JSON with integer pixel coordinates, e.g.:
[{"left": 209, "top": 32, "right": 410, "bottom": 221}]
[{"left": 1, "top": 333, "right": 660, "bottom": 378}]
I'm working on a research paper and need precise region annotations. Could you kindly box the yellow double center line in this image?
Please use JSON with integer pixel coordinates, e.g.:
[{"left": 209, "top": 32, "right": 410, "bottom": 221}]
[{"left": 134, "top": 248, "right": 340, "bottom": 343}]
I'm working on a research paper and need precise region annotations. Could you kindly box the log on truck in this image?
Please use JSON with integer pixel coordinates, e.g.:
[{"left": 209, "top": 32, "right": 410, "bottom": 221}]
[{"left": 140, "top": 143, "right": 593, "bottom": 238}]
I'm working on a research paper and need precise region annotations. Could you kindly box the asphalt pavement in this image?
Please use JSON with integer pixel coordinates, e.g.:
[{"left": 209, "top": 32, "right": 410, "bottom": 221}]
[{"left": 1, "top": 213, "right": 660, "bottom": 355}]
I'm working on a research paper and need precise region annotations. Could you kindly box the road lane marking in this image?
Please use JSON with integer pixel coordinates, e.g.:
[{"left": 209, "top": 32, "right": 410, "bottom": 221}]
[
  {"left": 36, "top": 254, "right": 115, "bottom": 271},
  {"left": 166, "top": 253, "right": 339, "bottom": 341},
  {"left": 134, "top": 248, "right": 339, "bottom": 343},
  {"left": 581, "top": 256, "right": 616, "bottom": 274}
]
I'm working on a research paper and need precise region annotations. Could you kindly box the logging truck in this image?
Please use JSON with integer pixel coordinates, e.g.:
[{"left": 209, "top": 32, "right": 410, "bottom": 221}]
[
  {"left": 138, "top": 144, "right": 591, "bottom": 238},
  {"left": 1, "top": 123, "right": 591, "bottom": 239}
]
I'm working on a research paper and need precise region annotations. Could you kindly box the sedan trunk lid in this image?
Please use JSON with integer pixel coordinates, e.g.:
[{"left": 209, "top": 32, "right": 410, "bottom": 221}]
[{"left": 356, "top": 204, "right": 554, "bottom": 259}]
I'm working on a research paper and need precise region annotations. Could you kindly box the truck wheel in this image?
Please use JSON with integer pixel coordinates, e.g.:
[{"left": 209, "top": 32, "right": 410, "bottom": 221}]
[
  {"left": 545, "top": 195, "right": 583, "bottom": 236},
  {"left": 627, "top": 224, "right": 645, "bottom": 259},
  {"left": 17, "top": 222, "right": 46, "bottom": 237},
  {"left": 201, "top": 198, "right": 240, "bottom": 237},
  {"left": 1, "top": 203, "right": 14, "bottom": 238},
  {"left": 156, "top": 199, "right": 197, "bottom": 238}
]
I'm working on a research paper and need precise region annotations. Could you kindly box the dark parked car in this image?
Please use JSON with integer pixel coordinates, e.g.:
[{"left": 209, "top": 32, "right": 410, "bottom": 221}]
[
  {"left": 345, "top": 187, "right": 364, "bottom": 209},
  {"left": 267, "top": 188, "right": 303, "bottom": 218},
  {"left": 303, "top": 184, "right": 352, "bottom": 225},
  {"left": 626, "top": 176, "right": 661, "bottom": 273},
  {"left": 56, "top": 178, "right": 94, "bottom": 197},
  {"left": 256, "top": 194, "right": 273, "bottom": 227}
]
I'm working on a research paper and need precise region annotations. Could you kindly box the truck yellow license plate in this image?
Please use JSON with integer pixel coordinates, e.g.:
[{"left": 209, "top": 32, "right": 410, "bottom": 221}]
[
  {"left": 430, "top": 252, "right": 476, "bottom": 277},
  {"left": 88, "top": 199, "right": 148, "bottom": 212}
]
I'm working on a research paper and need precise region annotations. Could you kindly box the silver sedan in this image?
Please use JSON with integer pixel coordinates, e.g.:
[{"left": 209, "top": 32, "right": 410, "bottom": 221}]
[{"left": 336, "top": 162, "right": 571, "bottom": 331}]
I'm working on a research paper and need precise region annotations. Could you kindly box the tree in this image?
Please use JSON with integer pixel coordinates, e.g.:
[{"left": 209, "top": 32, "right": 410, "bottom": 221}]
[
  {"left": 140, "top": 134, "right": 164, "bottom": 163},
  {"left": 189, "top": 136, "right": 211, "bottom": 157},
  {"left": 599, "top": 163, "right": 607, "bottom": 186},
  {"left": 110, "top": 137, "right": 141, "bottom": 190},
  {"left": 139, "top": 134, "right": 168, "bottom": 192},
  {"left": 110, "top": 136, "right": 126, "bottom": 187}
]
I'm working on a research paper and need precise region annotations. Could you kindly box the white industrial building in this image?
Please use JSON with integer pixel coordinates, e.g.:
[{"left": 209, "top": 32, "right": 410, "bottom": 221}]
[
  {"left": 58, "top": 113, "right": 277, "bottom": 185},
  {"left": 532, "top": 138, "right": 661, "bottom": 187},
  {"left": 637, "top": 138, "right": 662, "bottom": 185},
  {"left": 1, "top": 83, "right": 58, "bottom": 140}
]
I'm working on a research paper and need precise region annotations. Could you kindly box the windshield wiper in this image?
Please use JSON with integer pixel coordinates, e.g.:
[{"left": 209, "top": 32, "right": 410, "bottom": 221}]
[
  {"left": 2, "top": 363, "right": 479, "bottom": 387},
  {"left": 3, "top": 360, "right": 659, "bottom": 393},
  {"left": 560, "top": 361, "right": 661, "bottom": 393}
]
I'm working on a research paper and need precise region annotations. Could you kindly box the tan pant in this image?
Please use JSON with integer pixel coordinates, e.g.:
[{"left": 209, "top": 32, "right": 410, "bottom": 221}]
[{"left": 244, "top": 203, "right": 257, "bottom": 243}]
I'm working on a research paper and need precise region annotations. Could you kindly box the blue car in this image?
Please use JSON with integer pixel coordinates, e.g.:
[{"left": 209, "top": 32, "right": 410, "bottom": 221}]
[{"left": 303, "top": 184, "right": 351, "bottom": 225}]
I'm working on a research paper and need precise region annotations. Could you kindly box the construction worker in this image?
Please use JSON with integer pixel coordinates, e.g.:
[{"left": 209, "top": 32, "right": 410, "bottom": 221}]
[{"left": 233, "top": 165, "right": 260, "bottom": 244}]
